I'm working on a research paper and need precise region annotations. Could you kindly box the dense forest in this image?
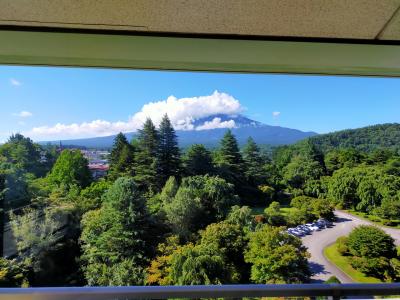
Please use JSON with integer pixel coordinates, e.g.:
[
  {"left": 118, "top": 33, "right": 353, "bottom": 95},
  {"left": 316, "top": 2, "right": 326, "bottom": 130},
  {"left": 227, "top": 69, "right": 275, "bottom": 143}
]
[
  {"left": 0, "top": 116, "right": 399, "bottom": 287},
  {"left": 308, "top": 123, "right": 400, "bottom": 153}
]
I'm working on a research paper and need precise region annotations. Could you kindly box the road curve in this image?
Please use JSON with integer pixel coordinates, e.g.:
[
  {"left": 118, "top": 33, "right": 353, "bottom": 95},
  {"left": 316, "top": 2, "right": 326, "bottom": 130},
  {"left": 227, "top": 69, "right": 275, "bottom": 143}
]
[{"left": 302, "top": 210, "right": 400, "bottom": 283}]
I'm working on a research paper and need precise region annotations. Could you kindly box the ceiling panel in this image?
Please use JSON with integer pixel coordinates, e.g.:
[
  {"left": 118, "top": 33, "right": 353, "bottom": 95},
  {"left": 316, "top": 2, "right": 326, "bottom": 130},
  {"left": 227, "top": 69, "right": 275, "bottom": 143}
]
[
  {"left": 1, "top": 0, "right": 400, "bottom": 40},
  {"left": 379, "top": 8, "right": 400, "bottom": 40}
]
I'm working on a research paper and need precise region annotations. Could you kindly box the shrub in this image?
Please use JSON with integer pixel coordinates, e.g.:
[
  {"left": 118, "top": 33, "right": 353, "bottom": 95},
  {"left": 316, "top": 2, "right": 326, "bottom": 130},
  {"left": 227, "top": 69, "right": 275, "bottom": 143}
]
[
  {"left": 264, "top": 202, "right": 286, "bottom": 226},
  {"left": 336, "top": 236, "right": 349, "bottom": 255},
  {"left": 350, "top": 256, "right": 390, "bottom": 279},
  {"left": 368, "top": 215, "right": 380, "bottom": 222},
  {"left": 325, "top": 276, "right": 341, "bottom": 284},
  {"left": 390, "top": 258, "right": 400, "bottom": 281},
  {"left": 0, "top": 258, "right": 30, "bottom": 287},
  {"left": 347, "top": 225, "right": 396, "bottom": 258}
]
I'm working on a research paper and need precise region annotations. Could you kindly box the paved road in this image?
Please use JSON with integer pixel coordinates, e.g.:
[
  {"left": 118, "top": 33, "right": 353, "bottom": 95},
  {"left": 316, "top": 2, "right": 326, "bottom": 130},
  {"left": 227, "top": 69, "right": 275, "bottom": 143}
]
[{"left": 302, "top": 210, "right": 400, "bottom": 283}]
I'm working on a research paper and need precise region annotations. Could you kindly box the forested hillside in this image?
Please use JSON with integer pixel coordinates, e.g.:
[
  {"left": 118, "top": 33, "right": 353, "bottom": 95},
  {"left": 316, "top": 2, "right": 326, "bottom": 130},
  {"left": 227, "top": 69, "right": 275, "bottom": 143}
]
[{"left": 307, "top": 123, "right": 400, "bottom": 153}]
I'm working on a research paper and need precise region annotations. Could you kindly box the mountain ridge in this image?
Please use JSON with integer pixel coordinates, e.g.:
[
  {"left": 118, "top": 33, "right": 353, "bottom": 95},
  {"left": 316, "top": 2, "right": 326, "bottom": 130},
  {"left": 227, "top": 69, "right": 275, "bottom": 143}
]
[
  {"left": 306, "top": 123, "right": 400, "bottom": 153},
  {"left": 39, "top": 114, "right": 317, "bottom": 148}
]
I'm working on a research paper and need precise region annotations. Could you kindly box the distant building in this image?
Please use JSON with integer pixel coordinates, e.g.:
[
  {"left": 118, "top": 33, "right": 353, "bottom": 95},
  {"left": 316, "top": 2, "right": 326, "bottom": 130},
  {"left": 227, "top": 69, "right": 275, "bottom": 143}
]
[{"left": 88, "top": 163, "right": 109, "bottom": 179}]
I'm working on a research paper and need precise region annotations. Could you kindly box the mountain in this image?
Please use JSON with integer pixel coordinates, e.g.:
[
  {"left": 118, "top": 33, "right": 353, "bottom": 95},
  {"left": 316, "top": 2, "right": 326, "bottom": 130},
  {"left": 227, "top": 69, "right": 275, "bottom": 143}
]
[
  {"left": 40, "top": 114, "right": 317, "bottom": 149},
  {"left": 307, "top": 123, "right": 400, "bottom": 153}
]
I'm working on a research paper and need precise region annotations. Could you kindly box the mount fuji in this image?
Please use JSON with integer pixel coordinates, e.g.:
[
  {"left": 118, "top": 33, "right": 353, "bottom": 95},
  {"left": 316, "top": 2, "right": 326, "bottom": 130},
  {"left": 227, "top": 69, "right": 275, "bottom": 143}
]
[{"left": 41, "top": 114, "right": 317, "bottom": 149}]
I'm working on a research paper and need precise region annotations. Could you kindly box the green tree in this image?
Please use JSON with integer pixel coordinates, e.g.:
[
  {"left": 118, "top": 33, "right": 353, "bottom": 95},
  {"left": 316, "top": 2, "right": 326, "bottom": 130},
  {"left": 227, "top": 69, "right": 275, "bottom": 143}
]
[
  {"left": 356, "top": 175, "right": 381, "bottom": 212},
  {"left": 164, "top": 175, "right": 238, "bottom": 239},
  {"left": 9, "top": 207, "right": 68, "bottom": 274},
  {"left": 375, "top": 197, "right": 400, "bottom": 220},
  {"left": 183, "top": 144, "right": 214, "bottom": 176},
  {"left": 286, "top": 207, "right": 314, "bottom": 226},
  {"left": 170, "top": 243, "right": 228, "bottom": 285},
  {"left": 147, "top": 176, "right": 179, "bottom": 214},
  {"left": 47, "top": 150, "right": 91, "bottom": 189},
  {"left": 215, "top": 130, "right": 248, "bottom": 199},
  {"left": 78, "top": 180, "right": 111, "bottom": 212},
  {"left": 0, "top": 258, "right": 30, "bottom": 287},
  {"left": 199, "top": 221, "right": 250, "bottom": 282},
  {"left": 264, "top": 201, "right": 285, "bottom": 226},
  {"left": 347, "top": 225, "right": 396, "bottom": 259},
  {"left": 0, "top": 133, "right": 44, "bottom": 176},
  {"left": 226, "top": 205, "right": 255, "bottom": 232},
  {"left": 80, "top": 177, "right": 154, "bottom": 285},
  {"left": 133, "top": 119, "right": 159, "bottom": 192},
  {"left": 290, "top": 196, "right": 334, "bottom": 221},
  {"left": 283, "top": 156, "right": 324, "bottom": 190},
  {"left": 368, "top": 148, "right": 394, "bottom": 164},
  {"left": 164, "top": 184, "right": 203, "bottom": 240},
  {"left": 108, "top": 133, "right": 135, "bottom": 179},
  {"left": 310, "top": 198, "right": 335, "bottom": 220},
  {"left": 1, "top": 162, "right": 31, "bottom": 209},
  {"left": 242, "top": 137, "right": 266, "bottom": 186},
  {"left": 327, "top": 167, "right": 360, "bottom": 208},
  {"left": 157, "top": 114, "right": 181, "bottom": 186},
  {"left": 324, "top": 148, "right": 365, "bottom": 174},
  {"left": 216, "top": 130, "right": 243, "bottom": 167},
  {"left": 244, "top": 225, "right": 311, "bottom": 283}
]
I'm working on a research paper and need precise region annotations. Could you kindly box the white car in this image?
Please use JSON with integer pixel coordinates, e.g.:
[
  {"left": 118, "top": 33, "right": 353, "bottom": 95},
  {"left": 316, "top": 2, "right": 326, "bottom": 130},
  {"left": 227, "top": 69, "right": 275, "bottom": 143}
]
[{"left": 305, "top": 223, "right": 320, "bottom": 231}]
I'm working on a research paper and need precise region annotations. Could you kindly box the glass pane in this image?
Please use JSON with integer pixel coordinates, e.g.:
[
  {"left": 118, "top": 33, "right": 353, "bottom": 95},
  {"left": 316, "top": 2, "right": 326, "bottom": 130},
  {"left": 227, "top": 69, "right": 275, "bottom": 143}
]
[{"left": 0, "top": 66, "right": 399, "bottom": 290}]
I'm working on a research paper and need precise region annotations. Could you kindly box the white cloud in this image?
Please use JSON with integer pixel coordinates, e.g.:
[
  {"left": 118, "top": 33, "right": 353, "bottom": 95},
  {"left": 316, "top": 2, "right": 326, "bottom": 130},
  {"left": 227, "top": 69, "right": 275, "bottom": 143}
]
[
  {"left": 272, "top": 111, "right": 281, "bottom": 117},
  {"left": 196, "top": 117, "right": 236, "bottom": 131},
  {"left": 131, "top": 90, "right": 242, "bottom": 130},
  {"left": 13, "top": 111, "right": 33, "bottom": 118},
  {"left": 25, "top": 91, "right": 244, "bottom": 140},
  {"left": 10, "top": 78, "right": 21, "bottom": 86}
]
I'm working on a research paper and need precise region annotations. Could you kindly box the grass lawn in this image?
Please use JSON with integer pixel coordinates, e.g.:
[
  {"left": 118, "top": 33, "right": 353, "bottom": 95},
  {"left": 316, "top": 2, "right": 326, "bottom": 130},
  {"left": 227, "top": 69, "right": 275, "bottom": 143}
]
[
  {"left": 324, "top": 242, "right": 382, "bottom": 283},
  {"left": 344, "top": 209, "right": 400, "bottom": 229}
]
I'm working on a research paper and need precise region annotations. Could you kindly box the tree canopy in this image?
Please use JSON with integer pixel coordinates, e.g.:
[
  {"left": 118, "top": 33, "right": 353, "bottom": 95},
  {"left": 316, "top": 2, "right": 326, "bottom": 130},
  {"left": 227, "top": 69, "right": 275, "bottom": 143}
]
[{"left": 47, "top": 150, "right": 91, "bottom": 189}]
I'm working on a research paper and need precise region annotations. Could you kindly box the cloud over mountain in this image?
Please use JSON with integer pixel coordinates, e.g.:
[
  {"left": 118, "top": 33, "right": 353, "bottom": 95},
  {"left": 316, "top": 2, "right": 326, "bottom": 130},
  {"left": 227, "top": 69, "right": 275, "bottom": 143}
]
[{"left": 27, "top": 91, "right": 244, "bottom": 140}]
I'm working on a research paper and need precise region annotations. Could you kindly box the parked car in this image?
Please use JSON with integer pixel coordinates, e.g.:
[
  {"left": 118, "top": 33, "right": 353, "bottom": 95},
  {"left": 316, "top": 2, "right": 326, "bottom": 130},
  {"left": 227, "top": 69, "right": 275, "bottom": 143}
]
[
  {"left": 317, "top": 218, "right": 333, "bottom": 228},
  {"left": 287, "top": 228, "right": 304, "bottom": 237},
  {"left": 305, "top": 223, "right": 320, "bottom": 231},
  {"left": 297, "top": 225, "right": 311, "bottom": 234}
]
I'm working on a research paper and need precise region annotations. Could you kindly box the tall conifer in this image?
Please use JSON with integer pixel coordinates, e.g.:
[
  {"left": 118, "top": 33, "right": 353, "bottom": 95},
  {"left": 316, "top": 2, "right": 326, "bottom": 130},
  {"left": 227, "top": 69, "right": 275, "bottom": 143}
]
[
  {"left": 134, "top": 119, "right": 159, "bottom": 192},
  {"left": 157, "top": 114, "right": 181, "bottom": 186}
]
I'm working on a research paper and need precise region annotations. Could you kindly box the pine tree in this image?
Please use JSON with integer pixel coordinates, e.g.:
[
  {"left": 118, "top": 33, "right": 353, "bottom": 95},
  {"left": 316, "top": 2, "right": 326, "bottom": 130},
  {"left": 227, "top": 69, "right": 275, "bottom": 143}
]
[
  {"left": 242, "top": 137, "right": 266, "bottom": 186},
  {"left": 80, "top": 177, "right": 154, "bottom": 285},
  {"left": 157, "top": 114, "right": 181, "bottom": 186},
  {"left": 134, "top": 119, "right": 159, "bottom": 192},
  {"left": 215, "top": 130, "right": 248, "bottom": 200},
  {"left": 218, "top": 130, "right": 244, "bottom": 168},
  {"left": 109, "top": 133, "right": 135, "bottom": 179},
  {"left": 183, "top": 144, "right": 213, "bottom": 176}
]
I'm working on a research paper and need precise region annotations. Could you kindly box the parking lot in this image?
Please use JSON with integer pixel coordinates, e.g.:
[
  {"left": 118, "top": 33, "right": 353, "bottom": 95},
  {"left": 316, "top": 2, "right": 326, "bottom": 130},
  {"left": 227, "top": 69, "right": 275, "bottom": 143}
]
[
  {"left": 301, "top": 210, "right": 400, "bottom": 283},
  {"left": 286, "top": 218, "right": 333, "bottom": 237}
]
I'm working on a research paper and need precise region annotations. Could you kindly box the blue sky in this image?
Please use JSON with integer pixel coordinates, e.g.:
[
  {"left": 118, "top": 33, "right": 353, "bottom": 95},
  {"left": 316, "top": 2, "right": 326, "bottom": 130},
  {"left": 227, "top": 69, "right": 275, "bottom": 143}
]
[{"left": 1, "top": 65, "right": 399, "bottom": 142}]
